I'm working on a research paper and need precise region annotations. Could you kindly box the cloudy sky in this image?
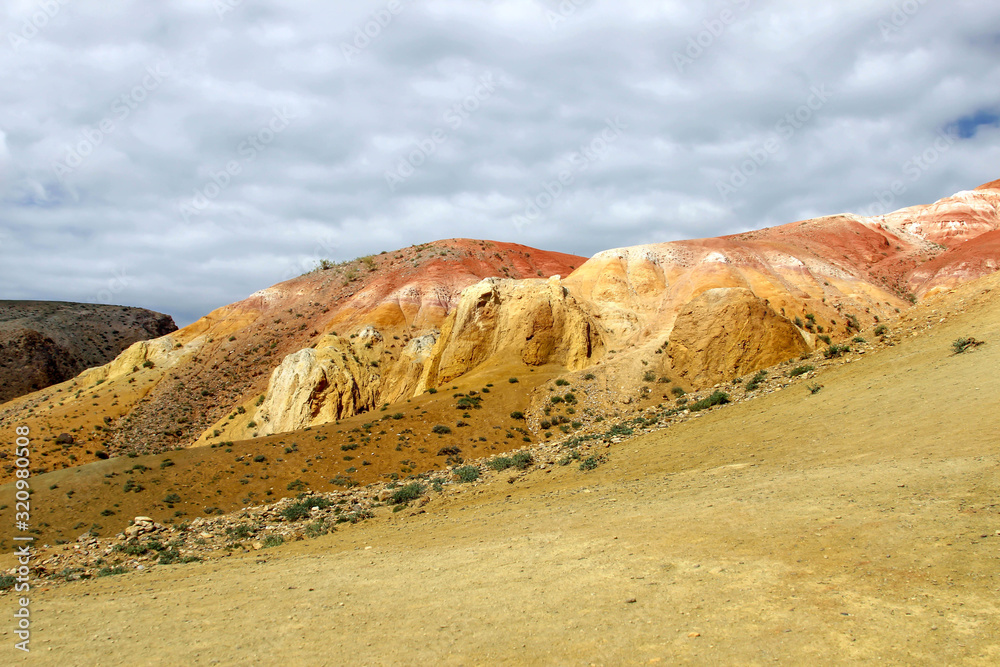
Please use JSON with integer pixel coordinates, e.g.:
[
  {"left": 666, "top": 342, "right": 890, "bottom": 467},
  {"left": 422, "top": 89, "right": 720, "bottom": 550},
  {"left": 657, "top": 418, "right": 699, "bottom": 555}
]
[{"left": 2, "top": 0, "right": 998, "bottom": 326}]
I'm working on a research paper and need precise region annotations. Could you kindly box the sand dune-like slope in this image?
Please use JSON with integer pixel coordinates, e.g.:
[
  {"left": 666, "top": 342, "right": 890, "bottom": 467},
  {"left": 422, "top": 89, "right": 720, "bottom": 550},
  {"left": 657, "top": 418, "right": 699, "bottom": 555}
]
[{"left": 10, "top": 269, "right": 999, "bottom": 665}]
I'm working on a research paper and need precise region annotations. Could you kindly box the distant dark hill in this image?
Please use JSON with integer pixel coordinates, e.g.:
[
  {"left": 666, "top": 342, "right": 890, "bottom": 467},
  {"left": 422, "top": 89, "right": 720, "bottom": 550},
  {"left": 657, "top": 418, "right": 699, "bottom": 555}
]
[{"left": 0, "top": 301, "right": 177, "bottom": 402}]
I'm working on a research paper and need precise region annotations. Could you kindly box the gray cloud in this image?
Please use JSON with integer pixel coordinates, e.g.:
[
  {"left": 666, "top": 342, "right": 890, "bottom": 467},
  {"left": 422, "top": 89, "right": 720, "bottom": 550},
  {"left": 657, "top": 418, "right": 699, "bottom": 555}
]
[{"left": 2, "top": 0, "right": 999, "bottom": 325}]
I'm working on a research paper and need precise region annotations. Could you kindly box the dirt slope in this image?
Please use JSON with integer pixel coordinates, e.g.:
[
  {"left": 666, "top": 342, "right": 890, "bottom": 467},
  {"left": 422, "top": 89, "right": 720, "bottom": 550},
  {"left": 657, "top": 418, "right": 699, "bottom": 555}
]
[
  {"left": 7, "top": 270, "right": 999, "bottom": 665},
  {"left": 0, "top": 241, "right": 584, "bottom": 475},
  {"left": 0, "top": 301, "right": 176, "bottom": 403}
]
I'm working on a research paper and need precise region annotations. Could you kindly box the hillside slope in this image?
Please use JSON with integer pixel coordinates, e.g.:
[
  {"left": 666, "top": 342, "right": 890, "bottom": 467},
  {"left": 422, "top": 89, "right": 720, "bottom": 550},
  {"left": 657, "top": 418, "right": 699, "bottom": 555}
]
[
  {"left": 0, "top": 241, "right": 584, "bottom": 474},
  {"left": 0, "top": 182, "right": 997, "bottom": 490},
  {"left": 9, "top": 261, "right": 999, "bottom": 665},
  {"left": 0, "top": 301, "right": 176, "bottom": 403}
]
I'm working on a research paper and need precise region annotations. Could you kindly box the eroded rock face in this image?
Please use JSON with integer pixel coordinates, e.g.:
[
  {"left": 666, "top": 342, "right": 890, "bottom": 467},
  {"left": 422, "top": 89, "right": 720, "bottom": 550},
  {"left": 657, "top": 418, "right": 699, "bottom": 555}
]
[
  {"left": 668, "top": 288, "right": 810, "bottom": 387},
  {"left": 253, "top": 334, "right": 382, "bottom": 435},
  {"left": 420, "top": 277, "right": 604, "bottom": 387}
]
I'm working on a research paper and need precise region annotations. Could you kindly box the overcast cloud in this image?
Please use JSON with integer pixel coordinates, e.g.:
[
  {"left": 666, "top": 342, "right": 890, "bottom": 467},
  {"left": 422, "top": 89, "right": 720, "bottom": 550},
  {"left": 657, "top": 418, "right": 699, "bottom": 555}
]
[{"left": 2, "top": 0, "right": 999, "bottom": 326}]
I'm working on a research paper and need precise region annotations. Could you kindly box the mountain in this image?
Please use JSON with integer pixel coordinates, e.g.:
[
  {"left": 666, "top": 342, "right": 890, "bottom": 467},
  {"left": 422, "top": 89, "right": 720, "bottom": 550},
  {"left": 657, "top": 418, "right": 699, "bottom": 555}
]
[
  {"left": 0, "top": 301, "right": 177, "bottom": 403},
  {"left": 0, "top": 181, "right": 998, "bottom": 523},
  {"left": 6, "top": 252, "right": 1000, "bottom": 665}
]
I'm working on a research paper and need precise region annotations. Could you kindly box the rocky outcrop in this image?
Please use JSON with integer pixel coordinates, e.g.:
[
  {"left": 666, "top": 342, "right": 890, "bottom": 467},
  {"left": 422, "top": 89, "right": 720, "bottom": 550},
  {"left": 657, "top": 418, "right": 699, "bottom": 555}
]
[
  {"left": 419, "top": 277, "right": 604, "bottom": 387},
  {"left": 667, "top": 288, "right": 811, "bottom": 387},
  {"left": 0, "top": 301, "right": 177, "bottom": 403},
  {"left": 253, "top": 333, "right": 383, "bottom": 435}
]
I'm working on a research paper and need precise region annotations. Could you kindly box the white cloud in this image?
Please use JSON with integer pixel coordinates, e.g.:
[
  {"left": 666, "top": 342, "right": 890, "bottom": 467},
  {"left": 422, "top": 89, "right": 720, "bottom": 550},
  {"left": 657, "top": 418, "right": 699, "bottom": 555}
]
[{"left": 1, "top": 0, "right": 999, "bottom": 325}]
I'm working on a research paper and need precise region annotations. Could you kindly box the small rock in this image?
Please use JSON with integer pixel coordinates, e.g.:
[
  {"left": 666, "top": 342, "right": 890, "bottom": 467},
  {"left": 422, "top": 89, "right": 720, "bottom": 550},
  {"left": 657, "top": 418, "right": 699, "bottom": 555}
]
[{"left": 687, "top": 632, "right": 701, "bottom": 638}]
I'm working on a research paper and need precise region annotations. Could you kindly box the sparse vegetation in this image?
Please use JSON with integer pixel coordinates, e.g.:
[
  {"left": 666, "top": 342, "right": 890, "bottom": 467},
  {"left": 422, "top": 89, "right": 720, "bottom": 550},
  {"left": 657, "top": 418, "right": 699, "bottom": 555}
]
[
  {"left": 745, "top": 370, "right": 768, "bottom": 392},
  {"left": 824, "top": 344, "right": 850, "bottom": 359},
  {"left": 432, "top": 425, "right": 452, "bottom": 435},
  {"left": 952, "top": 337, "right": 984, "bottom": 354},
  {"left": 689, "top": 391, "right": 731, "bottom": 412},
  {"left": 788, "top": 365, "right": 814, "bottom": 378},
  {"left": 454, "top": 466, "right": 480, "bottom": 483},
  {"left": 390, "top": 483, "right": 424, "bottom": 504}
]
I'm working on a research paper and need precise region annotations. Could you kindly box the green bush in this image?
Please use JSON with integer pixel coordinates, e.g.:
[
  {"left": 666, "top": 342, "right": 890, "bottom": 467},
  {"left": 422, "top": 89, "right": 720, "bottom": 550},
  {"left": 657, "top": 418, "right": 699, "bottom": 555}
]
[
  {"left": 508, "top": 377, "right": 519, "bottom": 383},
  {"left": 787, "top": 365, "right": 814, "bottom": 378},
  {"left": 512, "top": 451, "right": 533, "bottom": 470},
  {"left": 305, "top": 521, "right": 331, "bottom": 538},
  {"left": 555, "top": 378, "right": 570, "bottom": 386},
  {"left": 671, "top": 386, "right": 686, "bottom": 397},
  {"left": 874, "top": 325, "right": 888, "bottom": 336},
  {"left": 390, "top": 483, "right": 424, "bottom": 504},
  {"left": 642, "top": 370, "right": 656, "bottom": 382},
  {"left": 745, "top": 370, "right": 768, "bottom": 392},
  {"left": 281, "top": 496, "right": 332, "bottom": 521},
  {"left": 432, "top": 424, "right": 452, "bottom": 435},
  {"left": 488, "top": 453, "right": 532, "bottom": 471},
  {"left": 583, "top": 373, "right": 596, "bottom": 380},
  {"left": 96, "top": 566, "right": 128, "bottom": 578},
  {"left": 164, "top": 493, "right": 181, "bottom": 504},
  {"left": 817, "top": 334, "right": 832, "bottom": 345},
  {"left": 226, "top": 524, "right": 256, "bottom": 539},
  {"left": 952, "top": 337, "right": 983, "bottom": 354},
  {"left": 488, "top": 456, "right": 513, "bottom": 471},
  {"left": 454, "top": 466, "right": 480, "bottom": 483},
  {"left": 824, "top": 344, "right": 850, "bottom": 359},
  {"left": 689, "top": 391, "right": 731, "bottom": 412},
  {"left": 262, "top": 535, "right": 284, "bottom": 548},
  {"left": 509, "top": 411, "right": 525, "bottom": 420}
]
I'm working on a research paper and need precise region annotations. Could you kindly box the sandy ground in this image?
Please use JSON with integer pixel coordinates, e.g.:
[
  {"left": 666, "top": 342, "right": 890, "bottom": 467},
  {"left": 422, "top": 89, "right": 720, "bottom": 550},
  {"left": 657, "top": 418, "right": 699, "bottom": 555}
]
[{"left": 4, "top": 279, "right": 1000, "bottom": 665}]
